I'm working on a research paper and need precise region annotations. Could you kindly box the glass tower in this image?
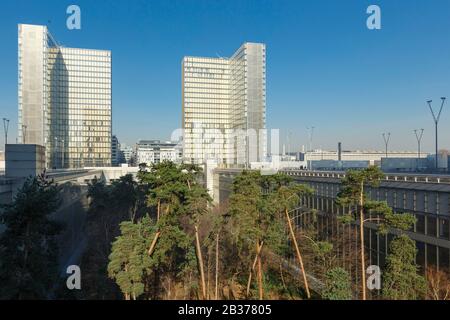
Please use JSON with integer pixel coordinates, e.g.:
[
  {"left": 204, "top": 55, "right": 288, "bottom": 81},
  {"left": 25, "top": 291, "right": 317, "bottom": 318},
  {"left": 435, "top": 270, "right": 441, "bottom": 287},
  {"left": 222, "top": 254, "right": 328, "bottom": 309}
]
[
  {"left": 182, "top": 43, "right": 266, "bottom": 167},
  {"left": 18, "top": 24, "right": 112, "bottom": 168}
]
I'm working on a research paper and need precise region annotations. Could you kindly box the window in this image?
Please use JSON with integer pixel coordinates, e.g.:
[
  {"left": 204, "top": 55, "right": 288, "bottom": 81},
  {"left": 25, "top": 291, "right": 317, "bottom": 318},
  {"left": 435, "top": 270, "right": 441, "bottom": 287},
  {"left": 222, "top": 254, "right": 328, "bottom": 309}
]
[
  {"left": 438, "top": 247, "right": 450, "bottom": 273},
  {"left": 413, "top": 192, "right": 417, "bottom": 211},
  {"left": 379, "top": 233, "right": 386, "bottom": 255},
  {"left": 403, "top": 192, "right": 407, "bottom": 209},
  {"left": 416, "top": 214, "right": 425, "bottom": 234},
  {"left": 416, "top": 241, "right": 426, "bottom": 271},
  {"left": 438, "top": 217, "right": 450, "bottom": 240},
  {"left": 427, "top": 216, "right": 437, "bottom": 237},
  {"left": 427, "top": 244, "right": 437, "bottom": 268}
]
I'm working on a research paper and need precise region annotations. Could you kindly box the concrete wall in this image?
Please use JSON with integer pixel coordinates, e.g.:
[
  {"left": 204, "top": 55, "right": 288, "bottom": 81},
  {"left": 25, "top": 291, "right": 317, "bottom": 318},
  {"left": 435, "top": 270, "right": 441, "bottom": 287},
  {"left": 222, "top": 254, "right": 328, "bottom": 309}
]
[{"left": 5, "top": 144, "right": 46, "bottom": 178}]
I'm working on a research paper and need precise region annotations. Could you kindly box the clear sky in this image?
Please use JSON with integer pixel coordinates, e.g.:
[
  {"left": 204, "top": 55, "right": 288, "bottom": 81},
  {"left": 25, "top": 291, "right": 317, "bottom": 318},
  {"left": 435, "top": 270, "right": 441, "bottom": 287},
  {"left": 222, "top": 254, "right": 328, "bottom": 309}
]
[{"left": 1, "top": 0, "right": 450, "bottom": 153}]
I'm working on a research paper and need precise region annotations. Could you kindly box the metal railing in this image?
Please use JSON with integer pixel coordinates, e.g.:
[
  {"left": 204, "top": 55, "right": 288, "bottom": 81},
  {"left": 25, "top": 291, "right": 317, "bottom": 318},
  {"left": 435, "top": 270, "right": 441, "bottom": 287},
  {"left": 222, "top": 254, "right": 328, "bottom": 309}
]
[{"left": 280, "top": 169, "right": 450, "bottom": 185}]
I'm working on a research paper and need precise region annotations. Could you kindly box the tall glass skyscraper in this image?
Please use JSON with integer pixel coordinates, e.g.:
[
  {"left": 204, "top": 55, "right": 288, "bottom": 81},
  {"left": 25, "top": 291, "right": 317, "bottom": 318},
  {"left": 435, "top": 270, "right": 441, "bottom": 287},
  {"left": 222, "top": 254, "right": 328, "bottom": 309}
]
[
  {"left": 18, "top": 24, "right": 112, "bottom": 168},
  {"left": 182, "top": 43, "right": 266, "bottom": 167}
]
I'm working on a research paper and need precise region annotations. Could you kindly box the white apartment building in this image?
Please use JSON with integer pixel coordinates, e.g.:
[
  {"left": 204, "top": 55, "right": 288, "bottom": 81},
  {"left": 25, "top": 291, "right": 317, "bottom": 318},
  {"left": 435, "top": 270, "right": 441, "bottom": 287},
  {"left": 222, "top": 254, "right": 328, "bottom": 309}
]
[
  {"left": 182, "top": 42, "right": 266, "bottom": 168},
  {"left": 136, "top": 140, "right": 182, "bottom": 166}
]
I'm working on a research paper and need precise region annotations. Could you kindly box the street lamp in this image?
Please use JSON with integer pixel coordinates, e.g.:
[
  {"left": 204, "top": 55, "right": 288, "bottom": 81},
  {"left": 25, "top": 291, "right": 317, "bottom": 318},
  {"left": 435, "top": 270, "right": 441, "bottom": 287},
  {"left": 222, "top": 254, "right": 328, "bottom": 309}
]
[
  {"left": 413, "top": 129, "right": 424, "bottom": 170},
  {"left": 307, "top": 126, "right": 315, "bottom": 170},
  {"left": 2, "top": 118, "right": 9, "bottom": 145},
  {"left": 427, "top": 97, "right": 446, "bottom": 170},
  {"left": 382, "top": 132, "right": 391, "bottom": 158}
]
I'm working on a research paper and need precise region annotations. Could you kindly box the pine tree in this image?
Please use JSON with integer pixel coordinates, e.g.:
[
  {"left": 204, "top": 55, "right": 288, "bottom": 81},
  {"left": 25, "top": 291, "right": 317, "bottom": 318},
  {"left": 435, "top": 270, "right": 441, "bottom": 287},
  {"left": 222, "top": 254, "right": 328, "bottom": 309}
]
[
  {"left": 322, "top": 267, "right": 352, "bottom": 300},
  {"left": 108, "top": 216, "right": 155, "bottom": 300},
  {"left": 0, "top": 174, "right": 62, "bottom": 299},
  {"left": 267, "top": 182, "right": 313, "bottom": 298},
  {"left": 337, "top": 167, "right": 418, "bottom": 300},
  {"left": 382, "top": 234, "right": 426, "bottom": 300}
]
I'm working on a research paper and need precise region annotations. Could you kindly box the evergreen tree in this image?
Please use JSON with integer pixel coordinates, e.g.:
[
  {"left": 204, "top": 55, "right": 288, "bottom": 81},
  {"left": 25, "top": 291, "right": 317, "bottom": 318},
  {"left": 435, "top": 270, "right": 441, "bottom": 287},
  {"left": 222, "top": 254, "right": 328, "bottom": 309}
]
[
  {"left": 0, "top": 174, "right": 62, "bottom": 299},
  {"left": 322, "top": 267, "right": 352, "bottom": 300},
  {"left": 336, "top": 166, "right": 414, "bottom": 300},
  {"left": 267, "top": 181, "right": 313, "bottom": 298},
  {"left": 382, "top": 234, "right": 426, "bottom": 300},
  {"left": 108, "top": 216, "right": 155, "bottom": 300}
]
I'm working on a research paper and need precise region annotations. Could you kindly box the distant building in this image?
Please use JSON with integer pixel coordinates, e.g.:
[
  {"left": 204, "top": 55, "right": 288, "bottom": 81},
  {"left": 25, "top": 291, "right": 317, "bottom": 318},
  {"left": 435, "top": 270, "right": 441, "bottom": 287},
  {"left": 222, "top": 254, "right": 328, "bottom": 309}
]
[
  {"left": 0, "top": 151, "right": 5, "bottom": 174},
  {"left": 136, "top": 140, "right": 182, "bottom": 166},
  {"left": 119, "top": 145, "right": 133, "bottom": 165},
  {"left": 111, "top": 135, "right": 120, "bottom": 166},
  {"left": 302, "top": 149, "right": 428, "bottom": 166},
  {"left": 310, "top": 160, "right": 370, "bottom": 171},
  {"left": 18, "top": 24, "right": 112, "bottom": 168}
]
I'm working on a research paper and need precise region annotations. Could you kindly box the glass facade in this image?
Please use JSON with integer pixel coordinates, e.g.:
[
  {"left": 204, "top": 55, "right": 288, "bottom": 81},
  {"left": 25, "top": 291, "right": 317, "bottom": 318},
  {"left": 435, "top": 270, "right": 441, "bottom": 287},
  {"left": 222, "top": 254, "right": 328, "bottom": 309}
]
[
  {"left": 18, "top": 24, "right": 112, "bottom": 168},
  {"left": 182, "top": 43, "right": 266, "bottom": 167}
]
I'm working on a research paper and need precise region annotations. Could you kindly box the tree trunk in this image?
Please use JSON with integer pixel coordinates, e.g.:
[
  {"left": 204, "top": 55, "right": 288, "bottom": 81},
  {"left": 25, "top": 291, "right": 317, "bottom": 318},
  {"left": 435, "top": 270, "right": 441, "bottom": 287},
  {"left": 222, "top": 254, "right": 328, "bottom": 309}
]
[
  {"left": 285, "top": 208, "right": 311, "bottom": 299},
  {"left": 359, "top": 181, "right": 367, "bottom": 300},
  {"left": 157, "top": 199, "right": 161, "bottom": 221},
  {"left": 215, "top": 232, "right": 219, "bottom": 300},
  {"left": 195, "top": 225, "right": 207, "bottom": 299},
  {"left": 257, "top": 245, "right": 263, "bottom": 300},
  {"left": 246, "top": 241, "right": 264, "bottom": 297},
  {"left": 207, "top": 249, "right": 211, "bottom": 300},
  {"left": 148, "top": 231, "right": 161, "bottom": 255}
]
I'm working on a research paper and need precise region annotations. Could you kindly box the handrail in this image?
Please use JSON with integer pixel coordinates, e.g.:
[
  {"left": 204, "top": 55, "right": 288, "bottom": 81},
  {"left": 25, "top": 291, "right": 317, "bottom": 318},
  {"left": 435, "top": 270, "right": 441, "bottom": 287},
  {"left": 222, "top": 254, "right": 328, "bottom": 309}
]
[{"left": 280, "top": 169, "right": 450, "bottom": 185}]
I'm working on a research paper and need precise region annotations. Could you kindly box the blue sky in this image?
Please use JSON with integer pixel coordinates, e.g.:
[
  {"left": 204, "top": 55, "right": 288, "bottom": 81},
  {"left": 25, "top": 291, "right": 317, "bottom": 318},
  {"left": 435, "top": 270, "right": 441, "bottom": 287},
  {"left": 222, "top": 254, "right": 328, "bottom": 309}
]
[{"left": 1, "top": 0, "right": 450, "bottom": 153}]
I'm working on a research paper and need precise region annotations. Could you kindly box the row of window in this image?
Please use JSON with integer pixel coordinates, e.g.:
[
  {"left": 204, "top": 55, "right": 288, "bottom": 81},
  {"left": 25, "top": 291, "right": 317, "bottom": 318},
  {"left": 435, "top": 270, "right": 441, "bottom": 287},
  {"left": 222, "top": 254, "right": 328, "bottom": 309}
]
[
  {"left": 49, "top": 83, "right": 111, "bottom": 89},
  {"left": 308, "top": 181, "right": 450, "bottom": 215},
  {"left": 184, "top": 93, "right": 229, "bottom": 99},
  {"left": 292, "top": 207, "right": 450, "bottom": 274},
  {"left": 50, "top": 74, "right": 111, "bottom": 81},
  {"left": 304, "top": 195, "right": 450, "bottom": 241}
]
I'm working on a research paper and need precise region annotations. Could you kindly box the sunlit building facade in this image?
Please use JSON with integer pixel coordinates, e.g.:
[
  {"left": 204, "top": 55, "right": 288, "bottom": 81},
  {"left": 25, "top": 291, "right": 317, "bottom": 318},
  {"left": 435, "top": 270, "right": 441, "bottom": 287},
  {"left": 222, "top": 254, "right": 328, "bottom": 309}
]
[
  {"left": 18, "top": 24, "right": 112, "bottom": 168},
  {"left": 182, "top": 42, "right": 266, "bottom": 167}
]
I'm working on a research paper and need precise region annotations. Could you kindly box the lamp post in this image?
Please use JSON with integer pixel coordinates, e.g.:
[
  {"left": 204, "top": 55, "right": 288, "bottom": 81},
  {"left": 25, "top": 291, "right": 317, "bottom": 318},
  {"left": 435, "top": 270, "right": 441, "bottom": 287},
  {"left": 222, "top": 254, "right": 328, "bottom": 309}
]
[
  {"left": 414, "top": 129, "right": 424, "bottom": 170},
  {"left": 54, "top": 137, "right": 58, "bottom": 169},
  {"left": 382, "top": 132, "right": 391, "bottom": 158},
  {"left": 427, "top": 97, "right": 446, "bottom": 170},
  {"left": 61, "top": 138, "right": 65, "bottom": 168},
  {"left": 307, "top": 126, "right": 315, "bottom": 170},
  {"left": 2, "top": 118, "right": 9, "bottom": 146}
]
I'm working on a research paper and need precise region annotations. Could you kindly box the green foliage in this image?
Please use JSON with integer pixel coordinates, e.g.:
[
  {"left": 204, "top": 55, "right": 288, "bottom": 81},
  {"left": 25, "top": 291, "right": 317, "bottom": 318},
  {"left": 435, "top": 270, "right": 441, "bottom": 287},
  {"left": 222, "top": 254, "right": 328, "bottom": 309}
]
[
  {"left": 108, "top": 216, "right": 155, "bottom": 299},
  {"left": 80, "top": 174, "right": 145, "bottom": 299},
  {"left": 229, "top": 170, "right": 264, "bottom": 256},
  {"left": 108, "top": 214, "right": 197, "bottom": 299},
  {"left": 322, "top": 267, "right": 352, "bottom": 300},
  {"left": 337, "top": 214, "right": 354, "bottom": 224},
  {"left": 382, "top": 234, "right": 427, "bottom": 300},
  {"left": 315, "top": 241, "right": 333, "bottom": 256},
  {"left": 0, "top": 174, "right": 62, "bottom": 299},
  {"left": 106, "top": 161, "right": 209, "bottom": 299},
  {"left": 336, "top": 166, "right": 384, "bottom": 209},
  {"left": 228, "top": 170, "right": 314, "bottom": 297},
  {"left": 337, "top": 167, "right": 415, "bottom": 236}
]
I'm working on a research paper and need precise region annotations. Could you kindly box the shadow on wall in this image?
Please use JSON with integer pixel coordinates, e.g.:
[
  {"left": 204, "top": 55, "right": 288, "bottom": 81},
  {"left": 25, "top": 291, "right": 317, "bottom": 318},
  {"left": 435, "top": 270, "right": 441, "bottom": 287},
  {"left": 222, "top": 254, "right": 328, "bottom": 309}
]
[
  {"left": 51, "top": 182, "right": 89, "bottom": 276},
  {"left": 50, "top": 49, "right": 69, "bottom": 169}
]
